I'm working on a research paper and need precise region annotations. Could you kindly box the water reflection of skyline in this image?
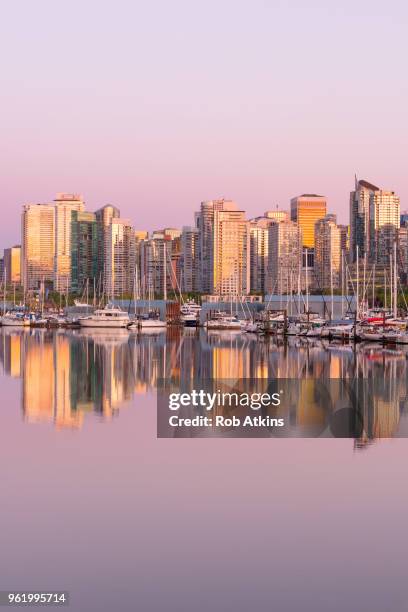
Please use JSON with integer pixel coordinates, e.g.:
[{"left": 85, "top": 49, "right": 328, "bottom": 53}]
[{"left": 1, "top": 328, "right": 408, "bottom": 442}]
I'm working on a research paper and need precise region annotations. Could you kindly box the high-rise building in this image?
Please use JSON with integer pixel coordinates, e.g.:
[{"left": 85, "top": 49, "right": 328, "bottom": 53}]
[
  {"left": 53, "top": 193, "right": 85, "bottom": 291},
  {"left": 163, "top": 228, "right": 182, "bottom": 241},
  {"left": 398, "top": 227, "right": 408, "bottom": 283},
  {"left": 140, "top": 234, "right": 164, "bottom": 297},
  {"left": 181, "top": 226, "right": 200, "bottom": 293},
  {"left": 71, "top": 211, "right": 98, "bottom": 294},
  {"left": 105, "top": 218, "right": 136, "bottom": 297},
  {"left": 134, "top": 231, "right": 148, "bottom": 293},
  {"left": 376, "top": 224, "right": 399, "bottom": 266},
  {"left": 167, "top": 230, "right": 182, "bottom": 293},
  {"left": 95, "top": 204, "right": 121, "bottom": 291},
  {"left": 369, "top": 190, "right": 400, "bottom": 263},
  {"left": 21, "top": 203, "right": 55, "bottom": 291},
  {"left": 140, "top": 230, "right": 181, "bottom": 297},
  {"left": 249, "top": 215, "right": 276, "bottom": 294},
  {"left": 290, "top": 194, "right": 327, "bottom": 249},
  {"left": 349, "top": 178, "right": 379, "bottom": 262},
  {"left": 4, "top": 245, "right": 21, "bottom": 285},
  {"left": 338, "top": 225, "right": 349, "bottom": 259},
  {"left": 198, "top": 199, "right": 238, "bottom": 294},
  {"left": 400, "top": 212, "right": 408, "bottom": 228},
  {"left": 264, "top": 209, "right": 289, "bottom": 223},
  {"left": 0, "top": 257, "right": 4, "bottom": 282},
  {"left": 135, "top": 231, "right": 148, "bottom": 241},
  {"left": 212, "top": 208, "right": 250, "bottom": 296},
  {"left": 268, "top": 221, "right": 302, "bottom": 294},
  {"left": 314, "top": 215, "right": 341, "bottom": 289}
]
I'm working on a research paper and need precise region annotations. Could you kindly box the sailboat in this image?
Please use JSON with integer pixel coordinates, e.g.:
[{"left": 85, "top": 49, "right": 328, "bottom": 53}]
[
  {"left": 129, "top": 268, "right": 167, "bottom": 330},
  {"left": 0, "top": 267, "right": 30, "bottom": 327}
]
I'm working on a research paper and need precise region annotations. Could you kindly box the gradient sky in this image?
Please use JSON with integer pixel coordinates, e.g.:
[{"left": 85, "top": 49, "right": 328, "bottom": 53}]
[{"left": 1, "top": 0, "right": 407, "bottom": 250}]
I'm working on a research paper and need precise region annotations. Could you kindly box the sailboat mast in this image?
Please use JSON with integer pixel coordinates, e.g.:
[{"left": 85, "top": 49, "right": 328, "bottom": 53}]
[
  {"left": 163, "top": 240, "right": 167, "bottom": 302},
  {"left": 390, "top": 252, "right": 393, "bottom": 315},
  {"left": 305, "top": 248, "right": 309, "bottom": 313},
  {"left": 394, "top": 240, "right": 398, "bottom": 318},
  {"left": 330, "top": 252, "right": 334, "bottom": 321},
  {"left": 3, "top": 266, "right": 6, "bottom": 315},
  {"left": 341, "top": 251, "right": 344, "bottom": 318},
  {"left": 356, "top": 245, "right": 359, "bottom": 320},
  {"left": 372, "top": 263, "right": 375, "bottom": 308},
  {"left": 384, "top": 269, "right": 387, "bottom": 310}
]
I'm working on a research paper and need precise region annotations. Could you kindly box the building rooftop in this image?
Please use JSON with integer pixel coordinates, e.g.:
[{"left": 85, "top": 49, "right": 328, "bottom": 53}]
[{"left": 357, "top": 179, "right": 379, "bottom": 191}]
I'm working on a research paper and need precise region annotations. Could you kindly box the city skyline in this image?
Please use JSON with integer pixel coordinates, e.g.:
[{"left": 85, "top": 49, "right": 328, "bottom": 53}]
[
  {"left": 2, "top": 176, "right": 406, "bottom": 298},
  {"left": 1, "top": 178, "right": 406, "bottom": 252},
  {"left": 1, "top": 1, "right": 407, "bottom": 249}
]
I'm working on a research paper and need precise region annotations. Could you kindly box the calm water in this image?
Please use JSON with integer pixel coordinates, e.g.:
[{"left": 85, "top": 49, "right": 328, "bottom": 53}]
[{"left": 1, "top": 328, "right": 408, "bottom": 611}]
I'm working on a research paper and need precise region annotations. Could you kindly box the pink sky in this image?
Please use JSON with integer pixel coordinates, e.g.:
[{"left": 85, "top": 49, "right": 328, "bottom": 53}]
[{"left": 1, "top": 0, "right": 407, "bottom": 249}]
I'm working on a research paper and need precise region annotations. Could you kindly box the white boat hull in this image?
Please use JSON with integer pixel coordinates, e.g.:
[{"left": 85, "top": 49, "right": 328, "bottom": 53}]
[
  {"left": 0, "top": 318, "right": 30, "bottom": 327},
  {"left": 79, "top": 319, "right": 129, "bottom": 328},
  {"left": 138, "top": 320, "right": 167, "bottom": 329},
  {"left": 360, "top": 332, "right": 384, "bottom": 342}
]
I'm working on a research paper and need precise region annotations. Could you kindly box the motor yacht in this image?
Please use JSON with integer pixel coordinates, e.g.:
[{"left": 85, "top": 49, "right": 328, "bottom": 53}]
[{"left": 78, "top": 305, "right": 130, "bottom": 328}]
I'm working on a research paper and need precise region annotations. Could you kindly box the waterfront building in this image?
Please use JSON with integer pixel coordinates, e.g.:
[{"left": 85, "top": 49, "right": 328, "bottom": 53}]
[
  {"left": 264, "top": 208, "right": 289, "bottom": 223},
  {"left": 3, "top": 245, "right": 21, "bottom": 285},
  {"left": 212, "top": 208, "right": 250, "bottom": 296},
  {"left": 314, "top": 215, "right": 341, "bottom": 289},
  {"left": 134, "top": 231, "right": 148, "bottom": 294},
  {"left": 162, "top": 228, "right": 181, "bottom": 241},
  {"left": 349, "top": 178, "right": 378, "bottom": 262},
  {"left": 140, "top": 230, "right": 181, "bottom": 297},
  {"left": 398, "top": 227, "right": 408, "bottom": 283},
  {"left": 181, "top": 226, "right": 200, "bottom": 293},
  {"left": 105, "top": 218, "right": 136, "bottom": 297},
  {"left": 401, "top": 211, "right": 408, "bottom": 228},
  {"left": 53, "top": 193, "right": 85, "bottom": 291},
  {"left": 268, "top": 220, "right": 302, "bottom": 294},
  {"left": 376, "top": 224, "right": 399, "bottom": 267},
  {"left": 369, "top": 190, "right": 400, "bottom": 264},
  {"left": 95, "top": 204, "right": 121, "bottom": 292},
  {"left": 249, "top": 211, "right": 290, "bottom": 294},
  {"left": 290, "top": 194, "right": 327, "bottom": 249},
  {"left": 338, "top": 225, "right": 349, "bottom": 259},
  {"left": 198, "top": 199, "right": 239, "bottom": 294},
  {"left": 21, "top": 203, "right": 55, "bottom": 291},
  {"left": 71, "top": 211, "right": 98, "bottom": 294},
  {"left": 249, "top": 216, "right": 274, "bottom": 294},
  {"left": 140, "top": 234, "right": 163, "bottom": 296}
]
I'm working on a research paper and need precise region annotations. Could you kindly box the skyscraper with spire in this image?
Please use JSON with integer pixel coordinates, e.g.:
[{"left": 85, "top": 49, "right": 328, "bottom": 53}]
[{"left": 349, "top": 177, "right": 378, "bottom": 262}]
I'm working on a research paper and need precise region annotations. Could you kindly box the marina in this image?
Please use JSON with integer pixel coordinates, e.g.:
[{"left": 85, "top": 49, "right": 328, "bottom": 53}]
[{"left": 3, "top": 296, "right": 408, "bottom": 347}]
